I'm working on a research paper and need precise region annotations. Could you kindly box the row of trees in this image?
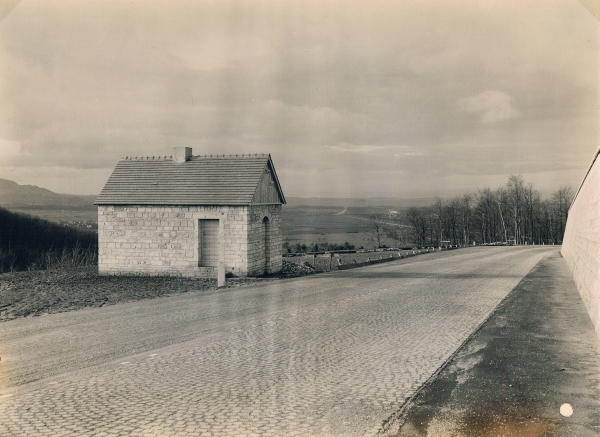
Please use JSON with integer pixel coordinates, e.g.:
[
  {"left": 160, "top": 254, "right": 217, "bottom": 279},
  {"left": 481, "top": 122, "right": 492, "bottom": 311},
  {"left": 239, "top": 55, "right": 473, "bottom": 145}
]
[{"left": 371, "top": 175, "right": 574, "bottom": 248}]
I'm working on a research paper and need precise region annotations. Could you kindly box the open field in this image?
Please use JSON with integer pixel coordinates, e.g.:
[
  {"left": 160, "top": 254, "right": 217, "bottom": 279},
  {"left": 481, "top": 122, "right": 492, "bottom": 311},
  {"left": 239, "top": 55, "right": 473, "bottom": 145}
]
[
  {"left": 5, "top": 205, "right": 98, "bottom": 230},
  {"left": 281, "top": 205, "right": 406, "bottom": 249},
  {"left": 5, "top": 204, "right": 411, "bottom": 249}
]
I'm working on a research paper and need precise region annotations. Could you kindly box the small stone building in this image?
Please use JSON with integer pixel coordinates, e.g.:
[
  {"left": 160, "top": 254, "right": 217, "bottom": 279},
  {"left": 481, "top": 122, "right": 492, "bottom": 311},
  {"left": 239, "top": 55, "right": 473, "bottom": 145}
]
[{"left": 95, "top": 147, "right": 286, "bottom": 277}]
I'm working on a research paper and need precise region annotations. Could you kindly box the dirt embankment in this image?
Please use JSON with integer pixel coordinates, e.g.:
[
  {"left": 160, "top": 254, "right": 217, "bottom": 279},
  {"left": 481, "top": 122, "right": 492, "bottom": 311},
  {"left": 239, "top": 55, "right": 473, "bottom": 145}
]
[
  {"left": 0, "top": 262, "right": 317, "bottom": 322},
  {"left": 0, "top": 250, "right": 439, "bottom": 322}
]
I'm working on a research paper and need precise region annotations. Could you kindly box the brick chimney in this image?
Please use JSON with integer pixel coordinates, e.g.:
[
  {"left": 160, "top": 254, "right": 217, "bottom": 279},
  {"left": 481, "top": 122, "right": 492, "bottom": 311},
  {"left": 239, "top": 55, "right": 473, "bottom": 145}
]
[{"left": 173, "top": 147, "right": 192, "bottom": 163}]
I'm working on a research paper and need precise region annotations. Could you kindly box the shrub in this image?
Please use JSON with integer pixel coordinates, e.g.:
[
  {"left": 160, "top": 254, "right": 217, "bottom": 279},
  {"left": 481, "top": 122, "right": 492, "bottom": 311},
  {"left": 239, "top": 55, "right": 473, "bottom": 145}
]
[{"left": 0, "top": 207, "right": 97, "bottom": 273}]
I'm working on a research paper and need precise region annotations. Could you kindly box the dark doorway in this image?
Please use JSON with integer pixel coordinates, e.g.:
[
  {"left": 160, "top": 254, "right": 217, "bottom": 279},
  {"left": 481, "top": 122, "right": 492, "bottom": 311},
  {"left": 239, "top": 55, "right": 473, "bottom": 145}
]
[{"left": 199, "top": 219, "right": 219, "bottom": 267}]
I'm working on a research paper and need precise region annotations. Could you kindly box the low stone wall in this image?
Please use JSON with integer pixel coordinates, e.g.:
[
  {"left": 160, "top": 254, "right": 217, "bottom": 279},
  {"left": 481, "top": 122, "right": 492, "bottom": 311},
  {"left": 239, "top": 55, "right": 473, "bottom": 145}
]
[
  {"left": 336, "top": 250, "right": 403, "bottom": 267},
  {"left": 561, "top": 147, "right": 600, "bottom": 336},
  {"left": 284, "top": 248, "right": 437, "bottom": 273}
]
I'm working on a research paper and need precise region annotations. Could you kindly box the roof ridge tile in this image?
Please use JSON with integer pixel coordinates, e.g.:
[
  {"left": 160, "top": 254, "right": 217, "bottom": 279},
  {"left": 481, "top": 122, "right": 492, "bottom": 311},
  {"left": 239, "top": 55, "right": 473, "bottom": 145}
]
[{"left": 96, "top": 152, "right": 284, "bottom": 205}]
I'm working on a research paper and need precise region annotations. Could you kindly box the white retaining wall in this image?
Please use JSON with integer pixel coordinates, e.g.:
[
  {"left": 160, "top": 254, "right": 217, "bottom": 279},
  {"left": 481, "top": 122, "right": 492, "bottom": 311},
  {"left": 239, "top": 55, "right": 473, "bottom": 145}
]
[{"left": 561, "top": 147, "right": 600, "bottom": 335}]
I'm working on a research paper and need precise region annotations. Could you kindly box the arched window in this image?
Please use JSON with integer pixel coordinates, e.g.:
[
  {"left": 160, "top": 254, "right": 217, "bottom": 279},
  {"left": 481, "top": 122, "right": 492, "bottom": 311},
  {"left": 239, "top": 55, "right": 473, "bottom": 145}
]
[{"left": 263, "top": 216, "right": 270, "bottom": 274}]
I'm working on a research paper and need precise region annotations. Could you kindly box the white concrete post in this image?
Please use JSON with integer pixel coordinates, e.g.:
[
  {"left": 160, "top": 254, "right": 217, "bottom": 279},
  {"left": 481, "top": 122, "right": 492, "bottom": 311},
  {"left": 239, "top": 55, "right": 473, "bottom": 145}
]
[
  {"left": 218, "top": 262, "right": 226, "bottom": 288},
  {"left": 218, "top": 216, "right": 226, "bottom": 288}
]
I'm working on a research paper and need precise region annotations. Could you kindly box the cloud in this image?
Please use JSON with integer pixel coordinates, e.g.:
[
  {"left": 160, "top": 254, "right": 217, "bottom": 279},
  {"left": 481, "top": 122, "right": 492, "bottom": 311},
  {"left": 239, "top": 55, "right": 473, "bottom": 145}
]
[
  {"left": 457, "top": 90, "right": 522, "bottom": 123},
  {"left": 0, "top": 0, "right": 597, "bottom": 196},
  {"left": 328, "top": 144, "right": 423, "bottom": 156},
  {"left": 329, "top": 144, "right": 393, "bottom": 153},
  {"left": 0, "top": 138, "right": 21, "bottom": 156}
]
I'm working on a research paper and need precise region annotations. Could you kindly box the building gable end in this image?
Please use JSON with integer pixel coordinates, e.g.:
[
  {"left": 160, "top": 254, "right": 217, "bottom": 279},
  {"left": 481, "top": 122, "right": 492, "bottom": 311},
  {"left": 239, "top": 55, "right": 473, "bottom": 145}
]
[{"left": 251, "top": 162, "right": 283, "bottom": 204}]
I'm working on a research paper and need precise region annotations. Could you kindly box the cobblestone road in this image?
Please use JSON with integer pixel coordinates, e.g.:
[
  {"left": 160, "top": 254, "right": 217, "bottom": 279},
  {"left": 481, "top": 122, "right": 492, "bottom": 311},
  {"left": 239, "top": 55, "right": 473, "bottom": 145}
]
[{"left": 0, "top": 246, "right": 555, "bottom": 437}]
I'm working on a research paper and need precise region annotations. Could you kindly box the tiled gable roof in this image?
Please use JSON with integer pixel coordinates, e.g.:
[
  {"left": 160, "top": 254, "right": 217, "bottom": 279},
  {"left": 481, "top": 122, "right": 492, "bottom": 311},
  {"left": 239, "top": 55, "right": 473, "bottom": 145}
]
[{"left": 95, "top": 154, "right": 285, "bottom": 205}]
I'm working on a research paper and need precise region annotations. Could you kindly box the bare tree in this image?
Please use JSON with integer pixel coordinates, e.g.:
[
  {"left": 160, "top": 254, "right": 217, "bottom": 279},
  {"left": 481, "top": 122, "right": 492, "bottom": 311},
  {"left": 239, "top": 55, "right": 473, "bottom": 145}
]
[
  {"left": 397, "top": 177, "right": 573, "bottom": 247},
  {"left": 523, "top": 183, "right": 541, "bottom": 244},
  {"left": 368, "top": 214, "right": 386, "bottom": 248},
  {"left": 444, "top": 199, "right": 460, "bottom": 246},
  {"left": 459, "top": 194, "right": 472, "bottom": 246},
  {"left": 432, "top": 197, "right": 444, "bottom": 246},
  {"left": 406, "top": 208, "right": 429, "bottom": 247},
  {"left": 385, "top": 216, "right": 405, "bottom": 248},
  {"left": 506, "top": 175, "right": 525, "bottom": 244},
  {"left": 552, "top": 186, "right": 574, "bottom": 244},
  {"left": 476, "top": 187, "right": 499, "bottom": 244},
  {"left": 495, "top": 187, "right": 508, "bottom": 244}
]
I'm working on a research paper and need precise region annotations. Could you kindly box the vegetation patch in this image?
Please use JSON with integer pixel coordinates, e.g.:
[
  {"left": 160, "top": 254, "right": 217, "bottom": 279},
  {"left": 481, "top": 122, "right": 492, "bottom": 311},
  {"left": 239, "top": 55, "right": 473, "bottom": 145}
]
[
  {"left": 0, "top": 266, "right": 290, "bottom": 322},
  {"left": 0, "top": 207, "right": 97, "bottom": 273},
  {"left": 369, "top": 176, "right": 572, "bottom": 249}
]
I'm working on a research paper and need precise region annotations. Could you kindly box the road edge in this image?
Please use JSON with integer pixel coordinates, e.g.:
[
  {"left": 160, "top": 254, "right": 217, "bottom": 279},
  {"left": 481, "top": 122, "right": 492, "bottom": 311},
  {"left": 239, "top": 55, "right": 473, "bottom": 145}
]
[{"left": 375, "top": 249, "right": 556, "bottom": 437}]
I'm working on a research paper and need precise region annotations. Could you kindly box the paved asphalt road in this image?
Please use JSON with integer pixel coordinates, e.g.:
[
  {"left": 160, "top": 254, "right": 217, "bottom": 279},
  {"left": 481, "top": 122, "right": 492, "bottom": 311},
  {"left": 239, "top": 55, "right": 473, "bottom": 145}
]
[{"left": 0, "top": 246, "right": 555, "bottom": 437}]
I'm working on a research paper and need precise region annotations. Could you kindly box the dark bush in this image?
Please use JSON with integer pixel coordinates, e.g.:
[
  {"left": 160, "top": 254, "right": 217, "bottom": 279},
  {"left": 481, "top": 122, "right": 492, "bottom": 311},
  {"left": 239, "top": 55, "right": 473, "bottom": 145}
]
[
  {"left": 0, "top": 207, "right": 97, "bottom": 273},
  {"left": 286, "top": 241, "right": 356, "bottom": 254}
]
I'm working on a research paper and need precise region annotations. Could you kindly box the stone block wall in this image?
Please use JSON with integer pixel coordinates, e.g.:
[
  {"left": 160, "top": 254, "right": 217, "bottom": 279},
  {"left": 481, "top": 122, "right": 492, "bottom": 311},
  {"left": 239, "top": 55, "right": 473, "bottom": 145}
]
[
  {"left": 561, "top": 147, "right": 600, "bottom": 336},
  {"left": 314, "top": 254, "right": 334, "bottom": 272},
  {"left": 247, "top": 205, "right": 283, "bottom": 276},
  {"left": 98, "top": 205, "right": 250, "bottom": 277}
]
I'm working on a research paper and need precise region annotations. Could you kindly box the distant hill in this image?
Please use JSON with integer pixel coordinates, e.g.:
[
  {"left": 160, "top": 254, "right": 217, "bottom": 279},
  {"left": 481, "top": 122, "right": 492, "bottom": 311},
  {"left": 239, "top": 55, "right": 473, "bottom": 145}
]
[
  {"left": 0, "top": 179, "right": 97, "bottom": 208},
  {"left": 0, "top": 178, "right": 438, "bottom": 209},
  {"left": 286, "top": 196, "right": 439, "bottom": 208}
]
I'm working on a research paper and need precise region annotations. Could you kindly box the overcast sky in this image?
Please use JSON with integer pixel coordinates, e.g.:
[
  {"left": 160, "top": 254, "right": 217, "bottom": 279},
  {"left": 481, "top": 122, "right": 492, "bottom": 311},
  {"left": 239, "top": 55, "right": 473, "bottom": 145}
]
[{"left": 0, "top": 0, "right": 598, "bottom": 198}]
